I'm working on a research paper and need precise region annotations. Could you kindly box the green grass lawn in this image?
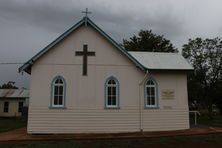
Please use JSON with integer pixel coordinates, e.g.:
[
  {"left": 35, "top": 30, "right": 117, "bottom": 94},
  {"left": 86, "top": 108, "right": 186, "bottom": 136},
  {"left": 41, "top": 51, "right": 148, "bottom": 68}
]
[
  {"left": 0, "top": 117, "right": 27, "bottom": 133},
  {"left": 1, "top": 134, "right": 222, "bottom": 148},
  {"left": 197, "top": 115, "right": 222, "bottom": 127},
  {"left": 190, "top": 115, "right": 222, "bottom": 127}
]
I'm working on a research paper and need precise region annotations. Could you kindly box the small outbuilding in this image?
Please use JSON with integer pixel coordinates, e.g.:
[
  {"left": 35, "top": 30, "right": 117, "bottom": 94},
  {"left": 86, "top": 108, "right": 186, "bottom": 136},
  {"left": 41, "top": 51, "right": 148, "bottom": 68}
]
[{"left": 0, "top": 89, "right": 29, "bottom": 117}]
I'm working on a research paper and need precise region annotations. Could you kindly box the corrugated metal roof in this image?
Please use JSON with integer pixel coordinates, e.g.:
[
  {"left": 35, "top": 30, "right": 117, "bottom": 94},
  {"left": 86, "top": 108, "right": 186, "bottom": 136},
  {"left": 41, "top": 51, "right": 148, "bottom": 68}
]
[
  {"left": 128, "top": 52, "right": 193, "bottom": 70},
  {"left": 0, "top": 89, "right": 29, "bottom": 98}
]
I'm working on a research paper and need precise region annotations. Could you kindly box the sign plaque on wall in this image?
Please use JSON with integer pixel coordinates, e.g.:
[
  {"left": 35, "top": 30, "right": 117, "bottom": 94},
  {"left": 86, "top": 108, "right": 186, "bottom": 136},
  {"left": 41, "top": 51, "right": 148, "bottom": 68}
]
[{"left": 162, "top": 89, "right": 175, "bottom": 100}]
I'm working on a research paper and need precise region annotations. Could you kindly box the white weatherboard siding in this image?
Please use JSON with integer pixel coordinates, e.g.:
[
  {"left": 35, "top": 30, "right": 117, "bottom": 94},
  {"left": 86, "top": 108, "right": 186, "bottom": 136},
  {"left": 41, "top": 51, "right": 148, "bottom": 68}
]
[{"left": 27, "top": 24, "right": 189, "bottom": 134}]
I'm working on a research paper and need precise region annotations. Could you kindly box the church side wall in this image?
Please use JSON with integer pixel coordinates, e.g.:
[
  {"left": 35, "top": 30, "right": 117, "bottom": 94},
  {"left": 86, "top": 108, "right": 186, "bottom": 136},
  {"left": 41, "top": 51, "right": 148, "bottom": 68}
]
[{"left": 28, "top": 65, "right": 143, "bottom": 133}]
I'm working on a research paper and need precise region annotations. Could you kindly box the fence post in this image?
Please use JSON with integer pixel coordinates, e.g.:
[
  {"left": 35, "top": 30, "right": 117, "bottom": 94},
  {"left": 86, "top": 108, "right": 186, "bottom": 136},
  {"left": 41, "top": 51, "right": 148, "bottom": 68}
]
[
  {"left": 194, "top": 111, "right": 197, "bottom": 125},
  {"left": 189, "top": 111, "right": 200, "bottom": 126}
]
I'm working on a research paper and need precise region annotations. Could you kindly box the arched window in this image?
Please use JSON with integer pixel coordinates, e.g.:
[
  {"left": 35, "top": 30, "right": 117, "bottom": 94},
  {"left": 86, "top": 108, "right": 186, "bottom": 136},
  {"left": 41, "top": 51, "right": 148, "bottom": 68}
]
[
  {"left": 145, "top": 78, "right": 158, "bottom": 108},
  {"left": 51, "top": 76, "right": 66, "bottom": 108},
  {"left": 105, "top": 77, "right": 119, "bottom": 108}
]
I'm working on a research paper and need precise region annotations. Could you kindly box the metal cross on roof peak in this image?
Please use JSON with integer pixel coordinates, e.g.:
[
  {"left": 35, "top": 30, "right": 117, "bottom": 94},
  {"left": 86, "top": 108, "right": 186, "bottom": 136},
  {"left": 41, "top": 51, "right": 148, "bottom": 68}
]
[{"left": 82, "top": 8, "right": 92, "bottom": 17}]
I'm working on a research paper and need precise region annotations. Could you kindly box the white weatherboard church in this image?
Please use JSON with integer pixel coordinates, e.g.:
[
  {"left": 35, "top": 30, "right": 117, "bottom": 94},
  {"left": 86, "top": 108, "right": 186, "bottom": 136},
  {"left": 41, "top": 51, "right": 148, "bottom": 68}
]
[{"left": 19, "top": 13, "right": 193, "bottom": 134}]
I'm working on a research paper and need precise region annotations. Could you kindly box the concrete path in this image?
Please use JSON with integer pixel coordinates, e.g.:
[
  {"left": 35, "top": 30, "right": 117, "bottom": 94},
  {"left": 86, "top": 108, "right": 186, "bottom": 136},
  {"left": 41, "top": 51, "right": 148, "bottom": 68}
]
[{"left": 0, "top": 127, "right": 222, "bottom": 142}]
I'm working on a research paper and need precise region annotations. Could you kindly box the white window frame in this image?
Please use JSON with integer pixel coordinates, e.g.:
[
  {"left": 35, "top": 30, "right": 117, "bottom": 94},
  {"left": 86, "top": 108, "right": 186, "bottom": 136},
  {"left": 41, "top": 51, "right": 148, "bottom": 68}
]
[
  {"left": 145, "top": 78, "right": 158, "bottom": 108},
  {"left": 105, "top": 77, "right": 119, "bottom": 109},
  {"left": 51, "top": 76, "right": 66, "bottom": 108}
]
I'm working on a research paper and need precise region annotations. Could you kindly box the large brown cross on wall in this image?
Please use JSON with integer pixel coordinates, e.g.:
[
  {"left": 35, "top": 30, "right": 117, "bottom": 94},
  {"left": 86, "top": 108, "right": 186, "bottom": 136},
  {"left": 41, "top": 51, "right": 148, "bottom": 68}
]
[{"left": 75, "top": 44, "right": 95, "bottom": 76}]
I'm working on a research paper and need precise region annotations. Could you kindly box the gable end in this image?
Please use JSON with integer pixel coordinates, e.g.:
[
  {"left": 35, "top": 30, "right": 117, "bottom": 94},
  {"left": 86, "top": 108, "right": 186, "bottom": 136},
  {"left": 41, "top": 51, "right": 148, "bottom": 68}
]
[{"left": 19, "top": 17, "right": 146, "bottom": 74}]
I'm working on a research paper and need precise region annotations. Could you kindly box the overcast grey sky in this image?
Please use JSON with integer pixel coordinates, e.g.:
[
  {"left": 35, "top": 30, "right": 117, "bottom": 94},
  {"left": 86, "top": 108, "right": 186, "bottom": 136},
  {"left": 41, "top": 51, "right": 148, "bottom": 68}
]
[{"left": 0, "top": 0, "right": 222, "bottom": 88}]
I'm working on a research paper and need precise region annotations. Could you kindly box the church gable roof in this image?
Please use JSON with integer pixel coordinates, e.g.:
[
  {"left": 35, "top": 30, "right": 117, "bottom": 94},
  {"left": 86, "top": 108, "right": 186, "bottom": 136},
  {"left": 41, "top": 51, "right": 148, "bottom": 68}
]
[
  {"left": 19, "top": 17, "right": 146, "bottom": 74},
  {"left": 129, "top": 52, "right": 193, "bottom": 71}
]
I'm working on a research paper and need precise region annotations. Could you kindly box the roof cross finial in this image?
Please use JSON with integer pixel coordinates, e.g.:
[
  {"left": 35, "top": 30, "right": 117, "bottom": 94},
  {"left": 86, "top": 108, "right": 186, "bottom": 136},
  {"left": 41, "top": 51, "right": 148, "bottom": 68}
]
[{"left": 82, "top": 8, "right": 92, "bottom": 17}]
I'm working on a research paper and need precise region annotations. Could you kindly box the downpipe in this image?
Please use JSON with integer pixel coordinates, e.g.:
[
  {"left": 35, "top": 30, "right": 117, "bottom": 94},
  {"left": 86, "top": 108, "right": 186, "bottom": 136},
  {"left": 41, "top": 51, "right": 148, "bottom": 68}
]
[{"left": 139, "top": 70, "right": 149, "bottom": 132}]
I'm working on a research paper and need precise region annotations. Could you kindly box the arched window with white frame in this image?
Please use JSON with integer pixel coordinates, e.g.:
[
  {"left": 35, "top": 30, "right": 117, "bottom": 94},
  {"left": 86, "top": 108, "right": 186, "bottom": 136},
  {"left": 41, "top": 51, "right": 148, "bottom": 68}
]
[
  {"left": 105, "top": 76, "right": 119, "bottom": 108},
  {"left": 145, "top": 78, "right": 158, "bottom": 108},
  {"left": 51, "top": 76, "right": 66, "bottom": 108}
]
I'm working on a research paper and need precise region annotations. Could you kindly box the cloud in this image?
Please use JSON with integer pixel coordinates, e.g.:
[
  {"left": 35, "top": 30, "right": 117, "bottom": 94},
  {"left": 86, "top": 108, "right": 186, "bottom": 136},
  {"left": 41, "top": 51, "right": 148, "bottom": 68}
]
[
  {"left": 1, "top": 0, "right": 222, "bottom": 87},
  {"left": 0, "top": 0, "right": 186, "bottom": 41}
]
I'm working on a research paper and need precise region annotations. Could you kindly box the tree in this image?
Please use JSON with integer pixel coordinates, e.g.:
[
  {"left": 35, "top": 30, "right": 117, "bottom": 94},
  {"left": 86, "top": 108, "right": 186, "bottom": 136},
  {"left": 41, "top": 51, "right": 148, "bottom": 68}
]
[
  {"left": 182, "top": 37, "right": 222, "bottom": 115},
  {"left": 214, "top": 81, "right": 222, "bottom": 113},
  {"left": 0, "top": 81, "right": 18, "bottom": 89},
  {"left": 123, "top": 30, "right": 178, "bottom": 52}
]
